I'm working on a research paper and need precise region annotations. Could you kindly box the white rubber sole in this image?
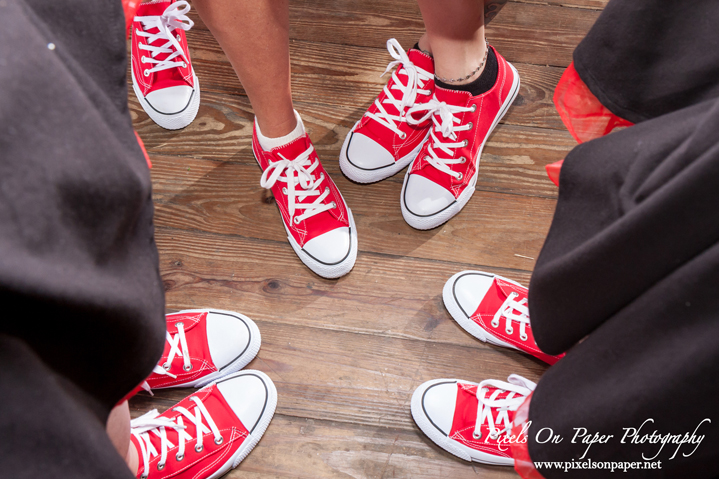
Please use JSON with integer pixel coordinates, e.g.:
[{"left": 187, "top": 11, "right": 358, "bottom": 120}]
[
  {"left": 131, "top": 67, "right": 200, "bottom": 130},
  {"left": 401, "top": 64, "right": 521, "bottom": 230},
  {"left": 411, "top": 379, "right": 515, "bottom": 466},
  {"left": 339, "top": 120, "right": 427, "bottom": 184},
  {"left": 442, "top": 271, "right": 522, "bottom": 351},
  {"left": 206, "top": 370, "right": 278, "bottom": 478},
  {"left": 162, "top": 308, "right": 262, "bottom": 389}
]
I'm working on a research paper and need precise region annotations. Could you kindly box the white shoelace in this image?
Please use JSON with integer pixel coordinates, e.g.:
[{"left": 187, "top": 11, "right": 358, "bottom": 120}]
[
  {"left": 135, "top": 1, "right": 194, "bottom": 77},
  {"left": 260, "top": 144, "right": 335, "bottom": 224},
  {"left": 491, "top": 291, "right": 530, "bottom": 341},
  {"left": 131, "top": 396, "right": 223, "bottom": 479},
  {"left": 473, "top": 374, "right": 536, "bottom": 441},
  {"left": 364, "top": 39, "right": 433, "bottom": 138},
  {"left": 151, "top": 322, "right": 191, "bottom": 380},
  {"left": 407, "top": 98, "right": 475, "bottom": 180}
]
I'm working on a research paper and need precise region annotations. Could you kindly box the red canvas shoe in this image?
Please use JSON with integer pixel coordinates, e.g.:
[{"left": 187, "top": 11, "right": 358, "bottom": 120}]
[
  {"left": 411, "top": 374, "right": 535, "bottom": 465},
  {"left": 146, "top": 309, "right": 261, "bottom": 390},
  {"left": 253, "top": 117, "right": 358, "bottom": 279},
  {"left": 401, "top": 46, "right": 520, "bottom": 230},
  {"left": 443, "top": 271, "right": 564, "bottom": 365},
  {"left": 131, "top": 370, "right": 276, "bottom": 479},
  {"left": 339, "top": 39, "right": 435, "bottom": 183},
  {"left": 131, "top": 0, "right": 199, "bottom": 130}
]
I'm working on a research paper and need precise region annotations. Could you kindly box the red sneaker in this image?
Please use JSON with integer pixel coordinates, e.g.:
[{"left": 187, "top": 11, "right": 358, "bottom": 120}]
[
  {"left": 131, "top": 370, "right": 276, "bottom": 479},
  {"left": 131, "top": 0, "right": 199, "bottom": 130},
  {"left": 402, "top": 46, "right": 520, "bottom": 229},
  {"left": 339, "top": 39, "right": 434, "bottom": 183},
  {"left": 443, "top": 271, "right": 564, "bottom": 365},
  {"left": 253, "top": 117, "right": 358, "bottom": 279},
  {"left": 411, "top": 374, "right": 535, "bottom": 465},
  {"left": 146, "top": 309, "right": 261, "bottom": 389}
]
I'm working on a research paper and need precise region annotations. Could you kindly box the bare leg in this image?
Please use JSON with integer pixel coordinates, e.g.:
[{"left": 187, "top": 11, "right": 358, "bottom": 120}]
[
  {"left": 415, "top": 1, "right": 507, "bottom": 84},
  {"left": 105, "top": 400, "right": 138, "bottom": 474},
  {"left": 192, "top": 0, "right": 296, "bottom": 137}
]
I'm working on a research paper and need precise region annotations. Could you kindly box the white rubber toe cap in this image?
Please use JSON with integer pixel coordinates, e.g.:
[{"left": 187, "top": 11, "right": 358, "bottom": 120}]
[
  {"left": 205, "top": 312, "right": 252, "bottom": 370},
  {"left": 346, "top": 132, "right": 395, "bottom": 170},
  {"left": 145, "top": 85, "right": 193, "bottom": 114},
  {"left": 302, "top": 227, "right": 351, "bottom": 265},
  {"left": 216, "top": 372, "right": 271, "bottom": 433},
  {"left": 404, "top": 174, "right": 456, "bottom": 217},
  {"left": 451, "top": 272, "right": 496, "bottom": 318},
  {"left": 418, "top": 380, "right": 458, "bottom": 436}
]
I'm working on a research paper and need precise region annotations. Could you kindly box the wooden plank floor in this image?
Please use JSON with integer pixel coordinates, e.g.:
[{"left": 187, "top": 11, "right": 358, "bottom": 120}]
[{"left": 129, "top": 1, "right": 605, "bottom": 477}]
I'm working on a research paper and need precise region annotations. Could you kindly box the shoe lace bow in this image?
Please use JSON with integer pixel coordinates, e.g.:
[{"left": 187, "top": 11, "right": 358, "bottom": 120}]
[
  {"left": 364, "top": 39, "right": 433, "bottom": 138},
  {"left": 131, "top": 396, "right": 223, "bottom": 479},
  {"left": 407, "top": 97, "right": 475, "bottom": 180},
  {"left": 135, "top": 1, "right": 193, "bottom": 76},
  {"left": 491, "top": 291, "right": 530, "bottom": 341},
  {"left": 473, "top": 374, "right": 536, "bottom": 442},
  {"left": 260, "top": 144, "right": 334, "bottom": 224},
  {"left": 152, "top": 322, "right": 192, "bottom": 380}
]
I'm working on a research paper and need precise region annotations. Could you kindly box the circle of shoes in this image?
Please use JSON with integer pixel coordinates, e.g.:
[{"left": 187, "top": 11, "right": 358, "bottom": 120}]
[
  {"left": 472, "top": 374, "right": 536, "bottom": 442},
  {"left": 135, "top": 1, "right": 193, "bottom": 77},
  {"left": 260, "top": 144, "right": 336, "bottom": 225},
  {"left": 364, "top": 38, "right": 434, "bottom": 138}
]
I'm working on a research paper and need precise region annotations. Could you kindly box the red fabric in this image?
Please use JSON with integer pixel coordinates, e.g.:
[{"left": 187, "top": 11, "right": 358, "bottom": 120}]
[
  {"left": 129, "top": 383, "right": 250, "bottom": 478},
  {"left": 134, "top": 130, "right": 152, "bottom": 169},
  {"left": 122, "top": 0, "right": 140, "bottom": 38},
  {"left": 353, "top": 48, "right": 435, "bottom": 160},
  {"left": 252, "top": 130, "right": 350, "bottom": 248},
  {"left": 410, "top": 46, "right": 517, "bottom": 198},
  {"left": 470, "top": 276, "right": 564, "bottom": 365},
  {"left": 448, "top": 381, "right": 516, "bottom": 461},
  {"left": 130, "top": 0, "right": 194, "bottom": 97},
  {"left": 145, "top": 311, "right": 219, "bottom": 389},
  {"left": 545, "top": 160, "right": 562, "bottom": 187},
  {"left": 511, "top": 393, "right": 546, "bottom": 479},
  {"left": 553, "top": 62, "right": 633, "bottom": 144}
]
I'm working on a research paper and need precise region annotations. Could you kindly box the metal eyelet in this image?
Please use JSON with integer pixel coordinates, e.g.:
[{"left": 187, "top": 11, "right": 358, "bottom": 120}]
[
  {"left": 320, "top": 173, "right": 325, "bottom": 181},
  {"left": 177, "top": 34, "right": 182, "bottom": 41},
  {"left": 195, "top": 444, "right": 204, "bottom": 453},
  {"left": 462, "top": 139, "right": 468, "bottom": 147},
  {"left": 182, "top": 62, "right": 187, "bottom": 68},
  {"left": 175, "top": 322, "right": 183, "bottom": 327},
  {"left": 506, "top": 327, "right": 514, "bottom": 335},
  {"left": 294, "top": 217, "right": 300, "bottom": 224},
  {"left": 456, "top": 173, "right": 463, "bottom": 181},
  {"left": 143, "top": 69, "right": 150, "bottom": 77},
  {"left": 176, "top": 453, "right": 184, "bottom": 461},
  {"left": 157, "top": 462, "right": 165, "bottom": 470},
  {"left": 473, "top": 431, "right": 482, "bottom": 439},
  {"left": 459, "top": 156, "right": 466, "bottom": 163},
  {"left": 470, "top": 104, "right": 477, "bottom": 112},
  {"left": 183, "top": 364, "right": 193, "bottom": 371},
  {"left": 141, "top": 473, "right": 148, "bottom": 479},
  {"left": 467, "top": 122, "right": 473, "bottom": 130},
  {"left": 491, "top": 320, "right": 499, "bottom": 328},
  {"left": 331, "top": 201, "right": 337, "bottom": 209},
  {"left": 141, "top": 56, "right": 147, "bottom": 63},
  {"left": 215, "top": 436, "right": 224, "bottom": 445},
  {"left": 520, "top": 333, "right": 528, "bottom": 341},
  {"left": 282, "top": 187, "right": 287, "bottom": 194},
  {"left": 163, "top": 362, "right": 171, "bottom": 370},
  {"left": 325, "top": 187, "right": 329, "bottom": 193},
  {"left": 399, "top": 132, "right": 407, "bottom": 139}
]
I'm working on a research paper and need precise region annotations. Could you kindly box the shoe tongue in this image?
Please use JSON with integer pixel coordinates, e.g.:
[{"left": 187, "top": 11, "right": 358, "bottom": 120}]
[
  {"left": 271, "top": 133, "right": 311, "bottom": 161},
  {"left": 407, "top": 48, "right": 434, "bottom": 74},
  {"left": 434, "top": 84, "right": 472, "bottom": 107},
  {"left": 137, "top": 0, "right": 172, "bottom": 16}
]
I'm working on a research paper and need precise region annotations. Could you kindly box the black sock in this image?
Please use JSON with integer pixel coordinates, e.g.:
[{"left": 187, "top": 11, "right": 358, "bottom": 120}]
[{"left": 435, "top": 46, "right": 498, "bottom": 97}]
